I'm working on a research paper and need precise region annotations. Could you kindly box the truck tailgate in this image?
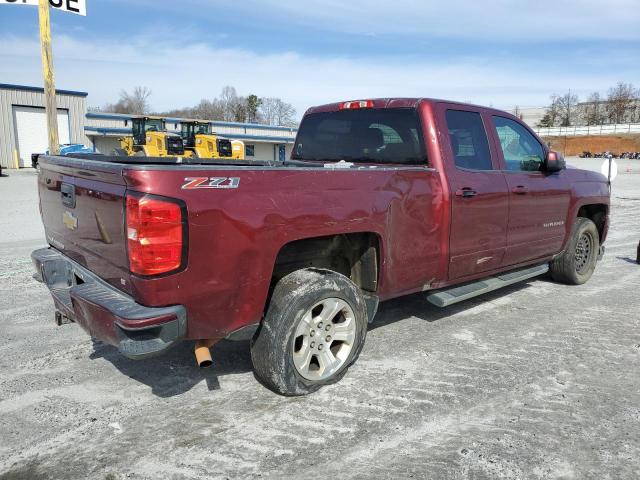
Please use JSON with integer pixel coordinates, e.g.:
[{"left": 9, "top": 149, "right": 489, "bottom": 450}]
[{"left": 37, "top": 156, "right": 132, "bottom": 294}]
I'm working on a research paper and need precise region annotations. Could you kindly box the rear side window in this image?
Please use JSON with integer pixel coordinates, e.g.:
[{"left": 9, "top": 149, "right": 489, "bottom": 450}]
[
  {"left": 493, "top": 116, "right": 544, "bottom": 172},
  {"left": 292, "top": 108, "right": 426, "bottom": 165},
  {"left": 445, "top": 110, "right": 493, "bottom": 171}
]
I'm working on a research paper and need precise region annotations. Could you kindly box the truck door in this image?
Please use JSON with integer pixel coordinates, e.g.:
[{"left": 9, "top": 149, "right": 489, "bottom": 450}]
[
  {"left": 441, "top": 107, "right": 510, "bottom": 280},
  {"left": 489, "top": 115, "right": 571, "bottom": 265}
]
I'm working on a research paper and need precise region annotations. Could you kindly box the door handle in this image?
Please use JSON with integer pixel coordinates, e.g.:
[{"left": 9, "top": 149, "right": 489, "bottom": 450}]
[
  {"left": 455, "top": 188, "right": 477, "bottom": 198},
  {"left": 512, "top": 185, "right": 529, "bottom": 195}
]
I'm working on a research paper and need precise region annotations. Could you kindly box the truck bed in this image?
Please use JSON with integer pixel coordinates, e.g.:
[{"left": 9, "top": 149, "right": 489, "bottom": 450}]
[
  {"left": 37, "top": 153, "right": 438, "bottom": 341},
  {"left": 65, "top": 153, "right": 285, "bottom": 167}
]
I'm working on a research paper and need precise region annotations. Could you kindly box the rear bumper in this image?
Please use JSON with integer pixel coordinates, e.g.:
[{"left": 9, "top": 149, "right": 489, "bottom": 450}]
[{"left": 32, "top": 247, "right": 186, "bottom": 359}]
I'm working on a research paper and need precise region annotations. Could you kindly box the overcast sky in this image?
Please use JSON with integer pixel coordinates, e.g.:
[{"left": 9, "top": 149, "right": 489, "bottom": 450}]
[{"left": 1, "top": 0, "right": 638, "bottom": 118}]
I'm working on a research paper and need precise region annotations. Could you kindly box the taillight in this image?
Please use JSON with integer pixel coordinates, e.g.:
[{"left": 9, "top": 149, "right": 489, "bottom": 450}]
[
  {"left": 126, "top": 194, "right": 185, "bottom": 276},
  {"left": 339, "top": 100, "right": 374, "bottom": 110}
]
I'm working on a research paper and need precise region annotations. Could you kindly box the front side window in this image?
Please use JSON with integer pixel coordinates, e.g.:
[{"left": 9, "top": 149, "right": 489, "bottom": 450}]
[
  {"left": 445, "top": 110, "right": 493, "bottom": 170},
  {"left": 292, "top": 108, "right": 426, "bottom": 165},
  {"left": 245, "top": 144, "right": 255, "bottom": 157},
  {"left": 493, "top": 116, "right": 544, "bottom": 172}
]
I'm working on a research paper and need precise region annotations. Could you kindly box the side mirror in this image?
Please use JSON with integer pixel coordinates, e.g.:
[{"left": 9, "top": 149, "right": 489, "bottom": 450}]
[{"left": 545, "top": 150, "right": 566, "bottom": 172}]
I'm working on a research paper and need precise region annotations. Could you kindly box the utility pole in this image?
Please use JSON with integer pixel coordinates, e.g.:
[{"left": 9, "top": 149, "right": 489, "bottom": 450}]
[
  {"left": 38, "top": 0, "right": 60, "bottom": 155},
  {"left": 2, "top": 0, "right": 86, "bottom": 160}
]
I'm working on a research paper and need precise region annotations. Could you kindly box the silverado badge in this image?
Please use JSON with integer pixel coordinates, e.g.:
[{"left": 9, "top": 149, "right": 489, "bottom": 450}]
[{"left": 63, "top": 211, "right": 78, "bottom": 230}]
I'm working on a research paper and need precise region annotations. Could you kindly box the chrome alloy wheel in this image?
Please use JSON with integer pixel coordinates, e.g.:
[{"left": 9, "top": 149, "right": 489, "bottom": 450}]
[
  {"left": 292, "top": 298, "right": 357, "bottom": 381},
  {"left": 575, "top": 232, "right": 593, "bottom": 274}
]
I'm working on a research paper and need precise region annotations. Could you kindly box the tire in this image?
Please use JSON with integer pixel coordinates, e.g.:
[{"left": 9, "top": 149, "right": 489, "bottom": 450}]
[
  {"left": 251, "top": 268, "right": 368, "bottom": 396},
  {"left": 550, "top": 217, "right": 600, "bottom": 285},
  {"left": 111, "top": 148, "right": 128, "bottom": 157}
]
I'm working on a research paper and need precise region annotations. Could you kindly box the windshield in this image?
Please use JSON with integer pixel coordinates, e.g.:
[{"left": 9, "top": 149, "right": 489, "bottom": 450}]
[
  {"left": 292, "top": 108, "right": 426, "bottom": 164},
  {"left": 145, "top": 119, "right": 164, "bottom": 132},
  {"left": 195, "top": 123, "right": 212, "bottom": 135}
]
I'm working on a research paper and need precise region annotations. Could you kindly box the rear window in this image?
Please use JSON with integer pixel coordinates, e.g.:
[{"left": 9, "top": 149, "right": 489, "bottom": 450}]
[{"left": 292, "top": 108, "right": 426, "bottom": 165}]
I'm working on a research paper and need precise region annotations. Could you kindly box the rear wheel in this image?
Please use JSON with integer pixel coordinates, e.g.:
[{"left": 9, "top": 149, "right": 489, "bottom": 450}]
[
  {"left": 550, "top": 217, "right": 600, "bottom": 285},
  {"left": 251, "top": 269, "right": 368, "bottom": 396}
]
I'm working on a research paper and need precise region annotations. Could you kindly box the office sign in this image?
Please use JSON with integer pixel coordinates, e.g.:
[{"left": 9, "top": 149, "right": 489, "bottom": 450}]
[{"left": 1, "top": 0, "right": 86, "bottom": 16}]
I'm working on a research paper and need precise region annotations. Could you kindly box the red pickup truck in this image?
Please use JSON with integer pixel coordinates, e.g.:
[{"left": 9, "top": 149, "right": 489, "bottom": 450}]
[{"left": 33, "top": 98, "right": 609, "bottom": 395}]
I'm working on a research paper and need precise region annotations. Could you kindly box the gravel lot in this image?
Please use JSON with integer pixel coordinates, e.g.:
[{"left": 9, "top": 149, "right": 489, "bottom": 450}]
[{"left": 0, "top": 159, "right": 639, "bottom": 480}]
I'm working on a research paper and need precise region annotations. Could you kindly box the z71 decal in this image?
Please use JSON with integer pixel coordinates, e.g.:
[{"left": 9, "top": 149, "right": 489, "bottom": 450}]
[{"left": 182, "top": 177, "right": 240, "bottom": 190}]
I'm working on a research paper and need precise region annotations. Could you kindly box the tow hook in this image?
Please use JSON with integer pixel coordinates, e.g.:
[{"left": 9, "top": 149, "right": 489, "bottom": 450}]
[
  {"left": 194, "top": 339, "right": 218, "bottom": 368},
  {"left": 54, "top": 311, "right": 73, "bottom": 326}
]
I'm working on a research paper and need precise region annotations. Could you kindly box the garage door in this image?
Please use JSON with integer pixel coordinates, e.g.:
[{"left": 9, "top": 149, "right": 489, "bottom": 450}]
[{"left": 13, "top": 106, "right": 71, "bottom": 168}]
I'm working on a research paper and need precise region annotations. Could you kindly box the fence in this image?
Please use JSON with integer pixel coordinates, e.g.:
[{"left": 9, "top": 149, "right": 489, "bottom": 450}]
[{"left": 534, "top": 123, "right": 640, "bottom": 137}]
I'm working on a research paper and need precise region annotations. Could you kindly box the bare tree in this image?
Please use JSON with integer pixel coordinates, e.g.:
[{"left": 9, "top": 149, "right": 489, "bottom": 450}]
[
  {"left": 192, "top": 99, "right": 225, "bottom": 120},
  {"left": 633, "top": 87, "right": 640, "bottom": 122},
  {"left": 606, "top": 82, "right": 636, "bottom": 124},
  {"left": 260, "top": 97, "right": 297, "bottom": 126},
  {"left": 259, "top": 97, "right": 279, "bottom": 125},
  {"left": 580, "top": 92, "right": 606, "bottom": 126},
  {"left": 102, "top": 85, "right": 297, "bottom": 125},
  {"left": 219, "top": 86, "right": 245, "bottom": 122},
  {"left": 103, "top": 86, "right": 152, "bottom": 114},
  {"left": 555, "top": 91, "right": 579, "bottom": 126}
]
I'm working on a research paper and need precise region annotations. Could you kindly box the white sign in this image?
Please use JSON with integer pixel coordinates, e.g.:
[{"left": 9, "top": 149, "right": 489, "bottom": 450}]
[
  {"left": 1, "top": 0, "right": 86, "bottom": 16},
  {"left": 600, "top": 158, "right": 618, "bottom": 182}
]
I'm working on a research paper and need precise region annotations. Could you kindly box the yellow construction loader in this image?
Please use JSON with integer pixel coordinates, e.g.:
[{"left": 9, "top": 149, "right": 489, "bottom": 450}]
[
  {"left": 114, "top": 116, "right": 185, "bottom": 157},
  {"left": 180, "top": 120, "right": 245, "bottom": 160}
]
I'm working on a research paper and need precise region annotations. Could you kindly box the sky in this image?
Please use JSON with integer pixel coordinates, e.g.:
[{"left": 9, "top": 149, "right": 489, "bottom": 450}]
[{"left": 1, "top": 0, "right": 639, "bottom": 118}]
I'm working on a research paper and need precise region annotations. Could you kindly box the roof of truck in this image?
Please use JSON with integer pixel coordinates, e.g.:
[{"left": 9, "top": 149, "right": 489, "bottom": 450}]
[{"left": 304, "top": 98, "right": 510, "bottom": 116}]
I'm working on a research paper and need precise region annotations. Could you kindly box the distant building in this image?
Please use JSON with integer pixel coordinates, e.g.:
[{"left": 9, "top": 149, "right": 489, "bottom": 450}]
[
  {"left": 508, "top": 106, "right": 547, "bottom": 129},
  {"left": 574, "top": 98, "right": 640, "bottom": 125},
  {"left": 509, "top": 99, "right": 640, "bottom": 131},
  {"left": 0, "top": 83, "right": 298, "bottom": 169}
]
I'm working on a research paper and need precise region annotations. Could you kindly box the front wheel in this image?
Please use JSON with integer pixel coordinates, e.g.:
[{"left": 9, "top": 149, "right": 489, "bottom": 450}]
[
  {"left": 550, "top": 217, "right": 600, "bottom": 285},
  {"left": 251, "top": 269, "right": 368, "bottom": 396}
]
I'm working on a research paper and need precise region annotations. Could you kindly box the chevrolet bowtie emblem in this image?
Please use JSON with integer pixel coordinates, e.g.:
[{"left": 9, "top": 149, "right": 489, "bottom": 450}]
[{"left": 63, "top": 211, "right": 78, "bottom": 230}]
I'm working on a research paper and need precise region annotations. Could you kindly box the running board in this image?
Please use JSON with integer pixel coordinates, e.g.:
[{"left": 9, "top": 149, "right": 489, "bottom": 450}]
[{"left": 426, "top": 264, "right": 549, "bottom": 308}]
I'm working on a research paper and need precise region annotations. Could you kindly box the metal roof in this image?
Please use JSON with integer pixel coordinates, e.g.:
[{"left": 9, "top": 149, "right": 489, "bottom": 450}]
[
  {"left": 87, "top": 112, "right": 297, "bottom": 133},
  {"left": 0, "top": 83, "right": 88, "bottom": 97},
  {"left": 84, "top": 126, "right": 296, "bottom": 144}
]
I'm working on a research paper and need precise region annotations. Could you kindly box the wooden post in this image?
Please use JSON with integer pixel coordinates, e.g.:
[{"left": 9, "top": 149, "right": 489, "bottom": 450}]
[{"left": 38, "top": 0, "right": 59, "bottom": 155}]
